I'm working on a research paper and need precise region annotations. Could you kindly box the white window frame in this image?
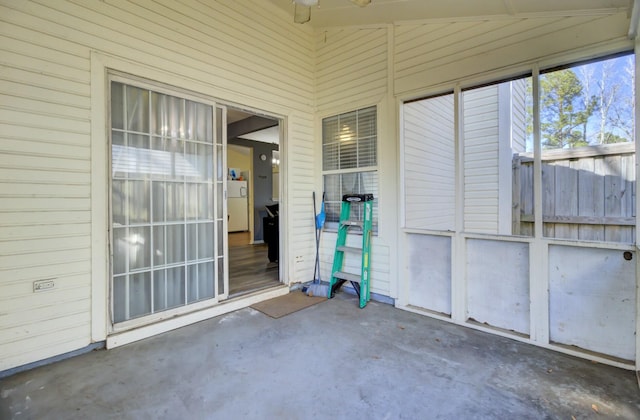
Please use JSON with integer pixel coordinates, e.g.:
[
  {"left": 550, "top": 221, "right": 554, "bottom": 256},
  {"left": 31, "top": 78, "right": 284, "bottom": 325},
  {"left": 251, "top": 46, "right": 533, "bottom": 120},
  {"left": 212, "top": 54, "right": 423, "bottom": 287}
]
[{"left": 321, "top": 106, "right": 379, "bottom": 232}]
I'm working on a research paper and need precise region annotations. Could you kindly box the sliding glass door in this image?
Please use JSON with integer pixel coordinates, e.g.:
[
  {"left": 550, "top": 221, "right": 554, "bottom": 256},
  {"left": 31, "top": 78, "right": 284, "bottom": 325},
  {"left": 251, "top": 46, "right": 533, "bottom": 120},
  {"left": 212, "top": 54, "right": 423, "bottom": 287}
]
[{"left": 109, "top": 78, "right": 227, "bottom": 324}]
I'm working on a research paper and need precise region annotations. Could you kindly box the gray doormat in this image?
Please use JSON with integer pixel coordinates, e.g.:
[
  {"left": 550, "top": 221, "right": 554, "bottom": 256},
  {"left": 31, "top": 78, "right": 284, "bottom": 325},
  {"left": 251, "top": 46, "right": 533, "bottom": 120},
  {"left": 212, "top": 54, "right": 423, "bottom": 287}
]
[{"left": 250, "top": 291, "right": 326, "bottom": 318}]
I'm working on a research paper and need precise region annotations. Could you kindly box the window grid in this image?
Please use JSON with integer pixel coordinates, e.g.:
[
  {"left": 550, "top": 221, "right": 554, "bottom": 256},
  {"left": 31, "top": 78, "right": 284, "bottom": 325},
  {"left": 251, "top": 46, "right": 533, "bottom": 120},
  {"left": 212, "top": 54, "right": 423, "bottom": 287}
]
[
  {"left": 322, "top": 106, "right": 378, "bottom": 231},
  {"left": 110, "top": 81, "right": 218, "bottom": 324}
]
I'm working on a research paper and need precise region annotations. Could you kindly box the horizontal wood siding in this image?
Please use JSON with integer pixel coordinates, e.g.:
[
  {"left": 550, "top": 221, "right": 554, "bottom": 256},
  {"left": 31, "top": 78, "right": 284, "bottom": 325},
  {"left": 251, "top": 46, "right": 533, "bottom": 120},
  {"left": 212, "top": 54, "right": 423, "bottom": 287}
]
[
  {"left": 394, "top": 13, "right": 630, "bottom": 95},
  {"left": 316, "top": 27, "right": 388, "bottom": 112},
  {"left": 463, "top": 85, "right": 500, "bottom": 234},
  {"left": 315, "top": 26, "right": 391, "bottom": 296},
  {"left": 403, "top": 95, "right": 455, "bottom": 230},
  {"left": 0, "top": 0, "right": 315, "bottom": 371}
]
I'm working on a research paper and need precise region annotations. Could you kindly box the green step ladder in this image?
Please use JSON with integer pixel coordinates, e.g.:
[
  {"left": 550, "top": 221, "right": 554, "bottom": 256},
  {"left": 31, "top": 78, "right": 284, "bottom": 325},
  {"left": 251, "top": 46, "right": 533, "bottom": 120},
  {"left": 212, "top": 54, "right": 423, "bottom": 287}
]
[{"left": 328, "top": 193, "right": 374, "bottom": 308}]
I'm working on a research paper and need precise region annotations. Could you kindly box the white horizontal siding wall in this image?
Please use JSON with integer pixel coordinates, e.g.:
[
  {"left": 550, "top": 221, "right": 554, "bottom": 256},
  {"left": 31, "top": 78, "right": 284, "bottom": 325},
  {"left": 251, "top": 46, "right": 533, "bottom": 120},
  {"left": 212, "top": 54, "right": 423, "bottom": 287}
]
[
  {"left": 0, "top": 0, "right": 315, "bottom": 371},
  {"left": 315, "top": 26, "right": 392, "bottom": 297},
  {"left": 463, "top": 85, "right": 500, "bottom": 234},
  {"left": 403, "top": 95, "right": 455, "bottom": 230}
]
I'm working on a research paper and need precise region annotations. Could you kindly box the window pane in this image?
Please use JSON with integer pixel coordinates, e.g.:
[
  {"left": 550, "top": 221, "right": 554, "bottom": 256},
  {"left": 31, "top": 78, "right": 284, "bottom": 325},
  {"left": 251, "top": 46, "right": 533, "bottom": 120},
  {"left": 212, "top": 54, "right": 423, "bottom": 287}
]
[
  {"left": 199, "top": 262, "right": 214, "bottom": 300},
  {"left": 166, "top": 224, "right": 185, "bottom": 264},
  {"left": 126, "top": 85, "right": 149, "bottom": 133},
  {"left": 128, "top": 180, "right": 150, "bottom": 224},
  {"left": 129, "top": 226, "right": 151, "bottom": 271},
  {"left": 152, "top": 181, "right": 165, "bottom": 223},
  {"left": 129, "top": 271, "right": 151, "bottom": 319},
  {"left": 113, "top": 275, "right": 127, "bottom": 323},
  {"left": 165, "top": 182, "right": 184, "bottom": 221},
  {"left": 540, "top": 55, "right": 635, "bottom": 243},
  {"left": 112, "top": 180, "right": 126, "bottom": 226},
  {"left": 153, "top": 226, "right": 165, "bottom": 267},
  {"left": 463, "top": 77, "right": 533, "bottom": 236},
  {"left": 358, "top": 107, "right": 376, "bottom": 139},
  {"left": 112, "top": 227, "right": 127, "bottom": 275},
  {"left": 111, "top": 82, "right": 124, "bottom": 130},
  {"left": 197, "top": 103, "right": 213, "bottom": 143},
  {"left": 186, "top": 183, "right": 198, "bottom": 221},
  {"left": 153, "top": 269, "right": 167, "bottom": 311},
  {"left": 403, "top": 94, "right": 455, "bottom": 231},
  {"left": 166, "top": 266, "right": 185, "bottom": 308},
  {"left": 198, "top": 222, "right": 214, "bottom": 259},
  {"left": 188, "top": 264, "right": 199, "bottom": 303},
  {"left": 184, "top": 100, "right": 197, "bottom": 140},
  {"left": 187, "top": 223, "right": 198, "bottom": 262}
]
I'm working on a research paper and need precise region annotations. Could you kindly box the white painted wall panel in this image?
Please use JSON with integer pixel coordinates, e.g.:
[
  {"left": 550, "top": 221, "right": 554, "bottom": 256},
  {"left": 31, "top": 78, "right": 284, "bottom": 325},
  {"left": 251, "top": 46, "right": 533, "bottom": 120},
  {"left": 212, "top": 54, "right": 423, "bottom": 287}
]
[
  {"left": 466, "top": 239, "right": 530, "bottom": 335},
  {"left": 0, "top": 0, "right": 316, "bottom": 371},
  {"left": 407, "top": 234, "right": 451, "bottom": 315},
  {"left": 549, "top": 245, "right": 636, "bottom": 361},
  {"left": 403, "top": 95, "right": 455, "bottom": 231}
]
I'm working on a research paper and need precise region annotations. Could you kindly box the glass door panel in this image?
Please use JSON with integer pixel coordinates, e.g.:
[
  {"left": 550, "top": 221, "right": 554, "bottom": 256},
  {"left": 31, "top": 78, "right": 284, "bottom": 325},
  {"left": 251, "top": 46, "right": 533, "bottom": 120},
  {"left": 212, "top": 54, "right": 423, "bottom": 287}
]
[{"left": 109, "top": 79, "right": 226, "bottom": 324}]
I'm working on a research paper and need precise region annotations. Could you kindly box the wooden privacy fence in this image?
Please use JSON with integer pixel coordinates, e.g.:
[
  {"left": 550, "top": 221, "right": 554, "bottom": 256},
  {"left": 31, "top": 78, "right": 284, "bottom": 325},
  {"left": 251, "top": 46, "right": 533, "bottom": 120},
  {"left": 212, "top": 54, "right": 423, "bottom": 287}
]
[{"left": 513, "top": 142, "right": 636, "bottom": 243}]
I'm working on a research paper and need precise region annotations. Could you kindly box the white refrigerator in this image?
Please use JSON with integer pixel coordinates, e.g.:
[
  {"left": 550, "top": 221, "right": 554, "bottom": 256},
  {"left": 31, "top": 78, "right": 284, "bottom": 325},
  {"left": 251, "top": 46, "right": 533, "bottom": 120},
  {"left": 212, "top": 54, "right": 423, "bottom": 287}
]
[{"left": 228, "top": 180, "right": 249, "bottom": 232}]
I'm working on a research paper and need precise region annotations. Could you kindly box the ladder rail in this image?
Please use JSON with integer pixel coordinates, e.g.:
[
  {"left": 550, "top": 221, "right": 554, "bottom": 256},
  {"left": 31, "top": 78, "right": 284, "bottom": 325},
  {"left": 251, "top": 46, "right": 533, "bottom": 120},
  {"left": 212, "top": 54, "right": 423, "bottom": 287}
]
[{"left": 328, "top": 194, "right": 373, "bottom": 308}]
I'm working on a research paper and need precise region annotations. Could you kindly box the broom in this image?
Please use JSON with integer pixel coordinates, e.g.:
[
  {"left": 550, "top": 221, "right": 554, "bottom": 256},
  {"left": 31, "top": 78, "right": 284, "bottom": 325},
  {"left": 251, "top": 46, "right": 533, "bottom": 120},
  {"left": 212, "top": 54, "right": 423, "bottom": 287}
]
[{"left": 306, "top": 192, "right": 329, "bottom": 297}]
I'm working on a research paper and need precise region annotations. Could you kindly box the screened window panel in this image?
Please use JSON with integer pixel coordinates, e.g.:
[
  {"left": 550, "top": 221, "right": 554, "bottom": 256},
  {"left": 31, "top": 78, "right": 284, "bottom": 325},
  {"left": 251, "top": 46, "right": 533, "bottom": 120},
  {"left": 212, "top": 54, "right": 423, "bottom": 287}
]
[
  {"left": 539, "top": 55, "right": 635, "bottom": 243},
  {"left": 402, "top": 93, "right": 455, "bottom": 231}
]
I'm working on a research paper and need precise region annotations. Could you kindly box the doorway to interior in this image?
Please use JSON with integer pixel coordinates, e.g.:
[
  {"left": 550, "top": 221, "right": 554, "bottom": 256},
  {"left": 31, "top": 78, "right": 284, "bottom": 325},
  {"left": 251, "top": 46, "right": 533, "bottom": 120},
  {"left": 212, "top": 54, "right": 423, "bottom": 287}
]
[{"left": 226, "top": 108, "right": 281, "bottom": 296}]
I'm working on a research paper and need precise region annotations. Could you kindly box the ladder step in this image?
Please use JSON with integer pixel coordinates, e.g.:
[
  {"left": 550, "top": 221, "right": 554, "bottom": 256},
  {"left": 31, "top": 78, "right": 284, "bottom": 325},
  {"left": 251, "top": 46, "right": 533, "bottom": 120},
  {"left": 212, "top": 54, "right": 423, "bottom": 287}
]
[
  {"left": 337, "top": 245, "right": 362, "bottom": 253},
  {"left": 341, "top": 220, "right": 363, "bottom": 227},
  {"left": 333, "top": 271, "right": 361, "bottom": 283}
]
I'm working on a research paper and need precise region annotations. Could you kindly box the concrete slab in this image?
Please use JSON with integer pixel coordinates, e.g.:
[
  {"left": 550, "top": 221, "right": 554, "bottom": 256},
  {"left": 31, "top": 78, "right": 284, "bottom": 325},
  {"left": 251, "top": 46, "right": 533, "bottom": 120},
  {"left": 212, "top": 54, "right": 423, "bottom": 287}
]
[{"left": 1, "top": 293, "right": 639, "bottom": 419}]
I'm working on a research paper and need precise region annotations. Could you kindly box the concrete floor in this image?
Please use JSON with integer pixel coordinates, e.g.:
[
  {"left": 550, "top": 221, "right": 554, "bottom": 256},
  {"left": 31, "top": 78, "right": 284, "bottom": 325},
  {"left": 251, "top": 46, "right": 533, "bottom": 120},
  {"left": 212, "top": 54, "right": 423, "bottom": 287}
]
[{"left": 1, "top": 292, "right": 639, "bottom": 419}]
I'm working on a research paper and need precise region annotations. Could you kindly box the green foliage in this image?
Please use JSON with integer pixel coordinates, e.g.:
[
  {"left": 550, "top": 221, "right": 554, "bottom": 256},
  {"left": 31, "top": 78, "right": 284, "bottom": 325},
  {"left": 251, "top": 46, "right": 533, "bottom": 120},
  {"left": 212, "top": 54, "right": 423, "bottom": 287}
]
[
  {"left": 601, "top": 132, "right": 629, "bottom": 144},
  {"left": 540, "top": 69, "right": 597, "bottom": 149}
]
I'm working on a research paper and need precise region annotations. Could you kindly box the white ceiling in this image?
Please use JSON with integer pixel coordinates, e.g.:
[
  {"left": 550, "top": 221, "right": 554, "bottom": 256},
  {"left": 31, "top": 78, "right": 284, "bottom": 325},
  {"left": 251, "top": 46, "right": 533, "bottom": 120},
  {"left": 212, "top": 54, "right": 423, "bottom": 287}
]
[
  {"left": 268, "top": 0, "right": 632, "bottom": 27},
  {"left": 238, "top": 125, "right": 280, "bottom": 145}
]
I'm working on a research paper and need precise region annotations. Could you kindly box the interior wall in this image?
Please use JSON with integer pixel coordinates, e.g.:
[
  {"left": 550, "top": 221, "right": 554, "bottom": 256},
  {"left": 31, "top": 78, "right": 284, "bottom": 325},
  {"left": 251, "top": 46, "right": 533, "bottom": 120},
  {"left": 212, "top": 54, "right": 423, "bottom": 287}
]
[{"left": 228, "top": 138, "right": 279, "bottom": 242}]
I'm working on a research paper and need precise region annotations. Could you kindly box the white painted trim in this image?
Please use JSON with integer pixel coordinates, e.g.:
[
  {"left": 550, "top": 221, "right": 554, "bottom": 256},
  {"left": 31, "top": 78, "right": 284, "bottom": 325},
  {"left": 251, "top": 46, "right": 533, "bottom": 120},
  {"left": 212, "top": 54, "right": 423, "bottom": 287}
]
[
  {"left": 107, "top": 286, "right": 290, "bottom": 348},
  {"left": 529, "top": 65, "right": 549, "bottom": 345},
  {"left": 635, "top": 39, "right": 640, "bottom": 371},
  {"left": 386, "top": 24, "right": 399, "bottom": 300},
  {"left": 90, "top": 52, "right": 294, "bottom": 339},
  {"left": 399, "top": 303, "right": 635, "bottom": 371},
  {"left": 90, "top": 51, "right": 109, "bottom": 343},
  {"left": 497, "top": 82, "right": 512, "bottom": 235},
  {"left": 451, "top": 84, "right": 466, "bottom": 323},
  {"left": 630, "top": 0, "right": 640, "bottom": 39},
  {"left": 392, "top": 8, "right": 628, "bottom": 27},
  {"left": 396, "top": 39, "right": 633, "bottom": 100}
]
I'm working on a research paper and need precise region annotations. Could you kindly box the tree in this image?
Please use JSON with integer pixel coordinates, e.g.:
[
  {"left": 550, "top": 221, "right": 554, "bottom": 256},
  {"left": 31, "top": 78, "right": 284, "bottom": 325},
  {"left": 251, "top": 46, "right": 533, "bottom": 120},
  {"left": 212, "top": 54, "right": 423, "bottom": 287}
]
[{"left": 539, "top": 69, "right": 597, "bottom": 149}]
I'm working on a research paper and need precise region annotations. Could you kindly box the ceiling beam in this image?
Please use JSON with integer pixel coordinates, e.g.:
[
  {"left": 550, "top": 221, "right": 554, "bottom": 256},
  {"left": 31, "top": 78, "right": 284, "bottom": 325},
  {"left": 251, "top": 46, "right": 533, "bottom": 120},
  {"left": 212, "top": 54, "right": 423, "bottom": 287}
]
[{"left": 227, "top": 116, "right": 278, "bottom": 139}]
